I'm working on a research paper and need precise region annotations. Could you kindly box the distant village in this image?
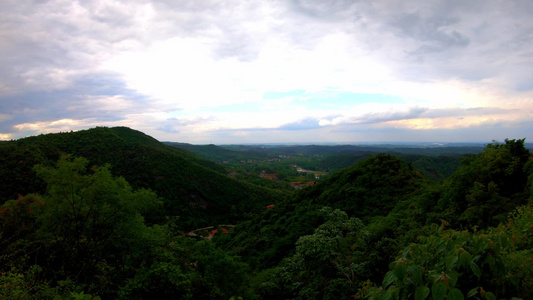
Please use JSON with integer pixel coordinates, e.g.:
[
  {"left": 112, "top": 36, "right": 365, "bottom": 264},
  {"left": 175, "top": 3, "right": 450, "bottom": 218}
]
[
  {"left": 259, "top": 170, "right": 319, "bottom": 189},
  {"left": 220, "top": 154, "right": 325, "bottom": 189}
]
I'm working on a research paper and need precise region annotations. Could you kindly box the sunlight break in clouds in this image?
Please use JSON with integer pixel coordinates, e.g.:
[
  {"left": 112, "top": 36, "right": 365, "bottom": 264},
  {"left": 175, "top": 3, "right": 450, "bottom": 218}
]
[
  {"left": 1, "top": 0, "right": 533, "bottom": 143},
  {"left": 14, "top": 119, "right": 86, "bottom": 133}
]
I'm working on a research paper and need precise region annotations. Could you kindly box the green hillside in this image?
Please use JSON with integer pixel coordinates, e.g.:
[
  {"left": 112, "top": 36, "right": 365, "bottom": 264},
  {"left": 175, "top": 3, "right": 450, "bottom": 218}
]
[
  {"left": 0, "top": 127, "right": 287, "bottom": 228},
  {"left": 167, "top": 142, "right": 479, "bottom": 182},
  {"left": 217, "top": 154, "right": 431, "bottom": 269},
  {"left": 164, "top": 142, "right": 268, "bottom": 162},
  {"left": 215, "top": 139, "right": 533, "bottom": 299},
  {"left": 1, "top": 132, "right": 532, "bottom": 299}
]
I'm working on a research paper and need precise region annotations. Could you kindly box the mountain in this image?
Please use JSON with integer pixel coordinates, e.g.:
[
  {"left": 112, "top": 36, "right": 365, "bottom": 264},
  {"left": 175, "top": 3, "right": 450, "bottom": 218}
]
[
  {"left": 167, "top": 142, "right": 481, "bottom": 182},
  {"left": 0, "top": 127, "right": 287, "bottom": 228},
  {"left": 219, "top": 154, "right": 431, "bottom": 269},
  {"left": 164, "top": 142, "right": 272, "bottom": 163},
  {"left": 2, "top": 133, "right": 532, "bottom": 299}
]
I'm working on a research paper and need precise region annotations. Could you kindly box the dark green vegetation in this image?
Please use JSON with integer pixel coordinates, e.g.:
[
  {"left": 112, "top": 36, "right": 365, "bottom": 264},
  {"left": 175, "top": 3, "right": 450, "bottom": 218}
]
[
  {"left": 0, "top": 127, "right": 286, "bottom": 229},
  {"left": 1, "top": 128, "right": 532, "bottom": 299},
  {"left": 165, "top": 141, "right": 485, "bottom": 182}
]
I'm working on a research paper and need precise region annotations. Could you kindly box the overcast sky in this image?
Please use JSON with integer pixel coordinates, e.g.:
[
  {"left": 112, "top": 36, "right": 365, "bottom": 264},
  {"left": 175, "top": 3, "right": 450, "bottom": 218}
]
[{"left": 1, "top": 0, "right": 533, "bottom": 144}]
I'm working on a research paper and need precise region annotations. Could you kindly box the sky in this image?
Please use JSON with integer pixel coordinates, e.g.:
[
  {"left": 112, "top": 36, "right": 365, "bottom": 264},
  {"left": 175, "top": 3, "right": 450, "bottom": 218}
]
[{"left": 1, "top": 0, "right": 533, "bottom": 144}]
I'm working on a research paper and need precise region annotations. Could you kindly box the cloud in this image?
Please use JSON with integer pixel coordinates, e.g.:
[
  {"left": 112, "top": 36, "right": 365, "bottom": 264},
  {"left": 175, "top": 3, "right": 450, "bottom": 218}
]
[
  {"left": 351, "top": 107, "right": 428, "bottom": 124},
  {"left": 419, "top": 107, "right": 520, "bottom": 118},
  {"left": 278, "top": 118, "right": 323, "bottom": 131},
  {"left": 391, "top": 12, "right": 470, "bottom": 56},
  {"left": 0, "top": 71, "right": 151, "bottom": 134},
  {"left": 1, "top": 0, "right": 533, "bottom": 143},
  {"left": 157, "top": 116, "right": 217, "bottom": 134},
  {"left": 284, "top": 106, "right": 531, "bottom": 133}
]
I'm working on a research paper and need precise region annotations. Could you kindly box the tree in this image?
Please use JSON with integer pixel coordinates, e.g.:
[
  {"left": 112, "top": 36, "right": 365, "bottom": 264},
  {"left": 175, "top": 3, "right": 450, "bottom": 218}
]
[
  {"left": 360, "top": 211, "right": 533, "bottom": 300},
  {"left": 438, "top": 139, "right": 531, "bottom": 228},
  {"left": 273, "top": 207, "right": 367, "bottom": 299},
  {"left": 33, "top": 155, "right": 162, "bottom": 293},
  {"left": 0, "top": 194, "right": 44, "bottom": 270}
]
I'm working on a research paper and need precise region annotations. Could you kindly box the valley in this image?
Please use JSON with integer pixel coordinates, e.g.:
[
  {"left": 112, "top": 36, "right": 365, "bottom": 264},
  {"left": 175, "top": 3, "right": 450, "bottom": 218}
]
[{"left": 1, "top": 127, "right": 532, "bottom": 299}]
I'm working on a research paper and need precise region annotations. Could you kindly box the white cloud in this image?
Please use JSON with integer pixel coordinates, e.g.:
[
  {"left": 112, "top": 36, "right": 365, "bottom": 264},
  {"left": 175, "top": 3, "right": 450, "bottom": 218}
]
[
  {"left": 1, "top": 0, "right": 533, "bottom": 143},
  {"left": 14, "top": 118, "right": 87, "bottom": 132}
]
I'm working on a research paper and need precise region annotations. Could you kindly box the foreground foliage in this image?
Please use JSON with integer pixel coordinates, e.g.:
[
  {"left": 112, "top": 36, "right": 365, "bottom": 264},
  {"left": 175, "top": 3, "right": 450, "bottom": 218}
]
[
  {"left": 0, "top": 127, "right": 286, "bottom": 229},
  {"left": 0, "top": 156, "right": 252, "bottom": 299},
  {"left": 1, "top": 130, "right": 532, "bottom": 299},
  {"left": 360, "top": 209, "right": 533, "bottom": 299}
]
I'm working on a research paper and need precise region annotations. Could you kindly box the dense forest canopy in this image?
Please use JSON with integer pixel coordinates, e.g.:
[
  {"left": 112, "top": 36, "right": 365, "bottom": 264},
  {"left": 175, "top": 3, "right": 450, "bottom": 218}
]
[
  {"left": 0, "top": 127, "right": 286, "bottom": 229},
  {"left": 1, "top": 127, "right": 532, "bottom": 299}
]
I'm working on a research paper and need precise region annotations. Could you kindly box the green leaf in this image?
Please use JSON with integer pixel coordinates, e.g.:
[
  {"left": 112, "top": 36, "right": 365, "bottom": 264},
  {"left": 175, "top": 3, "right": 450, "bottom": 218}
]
[
  {"left": 446, "top": 255, "right": 459, "bottom": 271},
  {"left": 484, "top": 291, "right": 497, "bottom": 300},
  {"left": 446, "top": 270, "right": 459, "bottom": 287},
  {"left": 382, "top": 271, "right": 397, "bottom": 288},
  {"left": 415, "top": 285, "right": 430, "bottom": 300},
  {"left": 394, "top": 262, "right": 407, "bottom": 281},
  {"left": 458, "top": 251, "right": 472, "bottom": 268},
  {"left": 485, "top": 254, "right": 496, "bottom": 271},
  {"left": 407, "top": 265, "right": 423, "bottom": 285},
  {"left": 448, "top": 288, "right": 464, "bottom": 300},
  {"left": 469, "top": 261, "right": 481, "bottom": 278},
  {"left": 378, "top": 291, "right": 393, "bottom": 300},
  {"left": 431, "top": 281, "right": 447, "bottom": 300},
  {"left": 466, "top": 287, "right": 478, "bottom": 298}
]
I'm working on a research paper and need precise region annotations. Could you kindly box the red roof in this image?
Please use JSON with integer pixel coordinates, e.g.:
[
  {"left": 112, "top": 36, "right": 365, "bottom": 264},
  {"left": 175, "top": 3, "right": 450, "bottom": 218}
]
[
  {"left": 260, "top": 173, "right": 278, "bottom": 180},
  {"left": 210, "top": 228, "right": 229, "bottom": 237}
]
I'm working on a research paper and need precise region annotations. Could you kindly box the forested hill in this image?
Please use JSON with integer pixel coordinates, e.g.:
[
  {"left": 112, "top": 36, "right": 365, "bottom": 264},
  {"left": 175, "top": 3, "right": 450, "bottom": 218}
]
[
  {"left": 1, "top": 132, "right": 532, "bottom": 299},
  {"left": 166, "top": 141, "right": 486, "bottom": 181},
  {"left": 218, "top": 154, "right": 431, "bottom": 270},
  {"left": 0, "top": 127, "right": 287, "bottom": 228},
  {"left": 215, "top": 139, "right": 533, "bottom": 299}
]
